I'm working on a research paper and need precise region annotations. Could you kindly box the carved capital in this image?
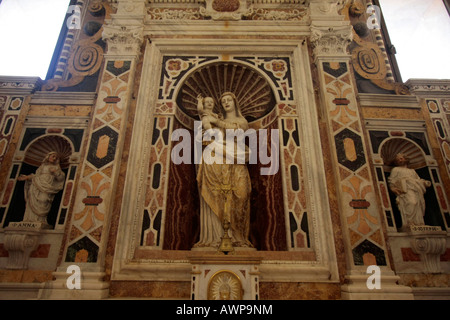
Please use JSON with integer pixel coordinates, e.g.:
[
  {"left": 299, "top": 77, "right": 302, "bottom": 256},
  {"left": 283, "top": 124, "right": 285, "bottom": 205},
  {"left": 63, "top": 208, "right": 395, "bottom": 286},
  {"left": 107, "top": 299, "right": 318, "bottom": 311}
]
[
  {"left": 102, "top": 24, "right": 144, "bottom": 57},
  {"left": 310, "top": 25, "right": 353, "bottom": 59}
]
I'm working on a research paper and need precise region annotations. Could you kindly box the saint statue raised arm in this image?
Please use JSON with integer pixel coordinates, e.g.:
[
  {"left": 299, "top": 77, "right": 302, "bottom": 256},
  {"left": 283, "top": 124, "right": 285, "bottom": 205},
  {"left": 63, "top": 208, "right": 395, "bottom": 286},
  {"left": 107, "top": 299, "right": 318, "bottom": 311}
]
[{"left": 194, "top": 92, "right": 253, "bottom": 251}]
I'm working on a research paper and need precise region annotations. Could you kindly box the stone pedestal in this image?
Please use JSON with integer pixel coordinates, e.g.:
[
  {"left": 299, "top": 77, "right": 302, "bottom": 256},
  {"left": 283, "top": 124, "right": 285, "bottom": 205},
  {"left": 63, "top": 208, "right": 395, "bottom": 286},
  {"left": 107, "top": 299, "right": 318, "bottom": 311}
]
[
  {"left": 189, "top": 254, "right": 262, "bottom": 300},
  {"left": 38, "top": 265, "right": 109, "bottom": 300},
  {"left": 3, "top": 222, "right": 46, "bottom": 269},
  {"left": 341, "top": 268, "right": 414, "bottom": 300}
]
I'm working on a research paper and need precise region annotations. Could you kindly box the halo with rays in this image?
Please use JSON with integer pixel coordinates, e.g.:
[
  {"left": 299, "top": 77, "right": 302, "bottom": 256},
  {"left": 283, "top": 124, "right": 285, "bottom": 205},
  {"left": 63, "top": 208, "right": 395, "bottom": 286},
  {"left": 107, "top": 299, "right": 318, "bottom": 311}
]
[
  {"left": 207, "top": 271, "right": 242, "bottom": 300},
  {"left": 177, "top": 62, "right": 276, "bottom": 123}
]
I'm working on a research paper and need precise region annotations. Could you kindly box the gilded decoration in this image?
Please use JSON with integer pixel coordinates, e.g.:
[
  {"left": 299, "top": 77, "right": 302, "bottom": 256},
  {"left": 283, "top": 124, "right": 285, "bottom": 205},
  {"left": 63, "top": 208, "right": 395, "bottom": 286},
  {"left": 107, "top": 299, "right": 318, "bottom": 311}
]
[{"left": 207, "top": 270, "right": 243, "bottom": 300}]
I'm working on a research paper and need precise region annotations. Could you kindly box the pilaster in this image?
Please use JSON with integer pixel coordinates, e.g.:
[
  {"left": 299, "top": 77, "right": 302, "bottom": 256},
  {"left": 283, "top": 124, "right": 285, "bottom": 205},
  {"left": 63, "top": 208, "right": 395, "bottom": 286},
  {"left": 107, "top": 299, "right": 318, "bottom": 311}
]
[
  {"left": 38, "top": 0, "right": 145, "bottom": 299},
  {"left": 310, "top": 1, "right": 413, "bottom": 299}
]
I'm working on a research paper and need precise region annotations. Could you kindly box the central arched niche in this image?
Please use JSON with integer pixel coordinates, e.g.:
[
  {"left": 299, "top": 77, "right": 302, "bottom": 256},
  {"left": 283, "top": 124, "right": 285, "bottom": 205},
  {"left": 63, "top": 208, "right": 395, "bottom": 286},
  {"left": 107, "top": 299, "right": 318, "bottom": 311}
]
[{"left": 164, "top": 61, "right": 286, "bottom": 251}]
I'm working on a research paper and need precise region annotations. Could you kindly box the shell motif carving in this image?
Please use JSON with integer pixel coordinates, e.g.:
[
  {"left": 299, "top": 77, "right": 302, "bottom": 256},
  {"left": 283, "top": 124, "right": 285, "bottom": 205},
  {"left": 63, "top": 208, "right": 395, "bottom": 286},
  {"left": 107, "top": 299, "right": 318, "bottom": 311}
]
[
  {"left": 24, "top": 135, "right": 73, "bottom": 169},
  {"left": 381, "top": 138, "right": 426, "bottom": 170},
  {"left": 177, "top": 62, "right": 276, "bottom": 122}
]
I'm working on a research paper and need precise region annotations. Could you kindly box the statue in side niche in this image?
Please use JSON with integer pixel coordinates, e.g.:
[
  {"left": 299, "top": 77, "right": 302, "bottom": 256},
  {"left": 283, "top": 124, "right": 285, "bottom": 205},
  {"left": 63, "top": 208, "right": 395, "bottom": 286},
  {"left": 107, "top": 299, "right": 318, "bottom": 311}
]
[
  {"left": 194, "top": 92, "right": 253, "bottom": 250},
  {"left": 388, "top": 153, "right": 431, "bottom": 229},
  {"left": 17, "top": 151, "right": 65, "bottom": 225}
]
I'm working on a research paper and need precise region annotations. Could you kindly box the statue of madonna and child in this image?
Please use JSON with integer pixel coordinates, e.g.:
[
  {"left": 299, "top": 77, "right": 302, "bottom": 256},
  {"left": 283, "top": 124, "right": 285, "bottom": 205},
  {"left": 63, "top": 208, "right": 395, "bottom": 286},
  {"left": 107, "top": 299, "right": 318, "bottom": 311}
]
[{"left": 193, "top": 91, "right": 254, "bottom": 252}]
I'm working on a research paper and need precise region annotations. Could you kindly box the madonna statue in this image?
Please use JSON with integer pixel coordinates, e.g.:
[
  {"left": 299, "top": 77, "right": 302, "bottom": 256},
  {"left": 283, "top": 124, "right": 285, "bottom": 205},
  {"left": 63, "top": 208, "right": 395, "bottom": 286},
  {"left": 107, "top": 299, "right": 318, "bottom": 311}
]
[{"left": 194, "top": 92, "right": 253, "bottom": 249}]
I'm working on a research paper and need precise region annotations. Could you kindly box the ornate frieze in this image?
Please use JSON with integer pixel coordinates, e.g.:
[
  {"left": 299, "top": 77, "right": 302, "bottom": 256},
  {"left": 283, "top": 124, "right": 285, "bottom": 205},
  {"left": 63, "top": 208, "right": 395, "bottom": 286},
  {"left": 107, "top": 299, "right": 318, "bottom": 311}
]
[
  {"left": 0, "top": 78, "right": 42, "bottom": 94},
  {"left": 145, "top": 0, "right": 309, "bottom": 21},
  {"left": 199, "top": 0, "right": 253, "bottom": 20}
]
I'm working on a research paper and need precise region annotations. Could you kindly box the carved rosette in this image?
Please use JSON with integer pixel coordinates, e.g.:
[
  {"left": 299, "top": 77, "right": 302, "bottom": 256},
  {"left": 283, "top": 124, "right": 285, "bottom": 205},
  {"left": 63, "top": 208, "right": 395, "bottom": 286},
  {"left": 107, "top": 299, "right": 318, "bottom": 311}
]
[
  {"left": 200, "top": 0, "right": 252, "bottom": 20},
  {"left": 102, "top": 24, "right": 144, "bottom": 57},
  {"left": 310, "top": 26, "right": 353, "bottom": 59}
]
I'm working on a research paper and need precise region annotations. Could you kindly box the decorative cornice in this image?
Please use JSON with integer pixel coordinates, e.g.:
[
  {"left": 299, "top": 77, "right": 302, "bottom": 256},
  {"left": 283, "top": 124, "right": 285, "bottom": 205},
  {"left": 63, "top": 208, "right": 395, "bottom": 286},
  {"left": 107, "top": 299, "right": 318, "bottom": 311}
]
[
  {"left": 0, "top": 76, "right": 43, "bottom": 94},
  {"left": 405, "top": 79, "right": 450, "bottom": 96},
  {"left": 357, "top": 93, "right": 419, "bottom": 108},
  {"left": 30, "top": 91, "right": 97, "bottom": 105}
]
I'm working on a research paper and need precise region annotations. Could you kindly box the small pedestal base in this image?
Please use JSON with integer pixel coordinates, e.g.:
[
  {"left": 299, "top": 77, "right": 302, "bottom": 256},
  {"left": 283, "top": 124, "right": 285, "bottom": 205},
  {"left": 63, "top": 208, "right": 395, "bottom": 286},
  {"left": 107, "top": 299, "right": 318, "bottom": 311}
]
[
  {"left": 408, "top": 225, "right": 447, "bottom": 273},
  {"left": 341, "top": 268, "right": 414, "bottom": 300},
  {"left": 38, "top": 266, "right": 109, "bottom": 300},
  {"left": 4, "top": 221, "right": 46, "bottom": 269},
  {"left": 189, "top": 254, "right": 262, "bottom": 300}
]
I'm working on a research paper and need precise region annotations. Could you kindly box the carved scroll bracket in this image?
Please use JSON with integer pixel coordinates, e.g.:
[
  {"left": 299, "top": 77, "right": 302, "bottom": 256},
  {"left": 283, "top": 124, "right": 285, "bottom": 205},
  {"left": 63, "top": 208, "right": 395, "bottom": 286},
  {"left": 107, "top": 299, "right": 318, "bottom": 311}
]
[
  {"left": 4, "top": 222, "right": 45, "bottom": 269},
  {"left": 409, "top": 227, "right": 447, "bottom": 273}
]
